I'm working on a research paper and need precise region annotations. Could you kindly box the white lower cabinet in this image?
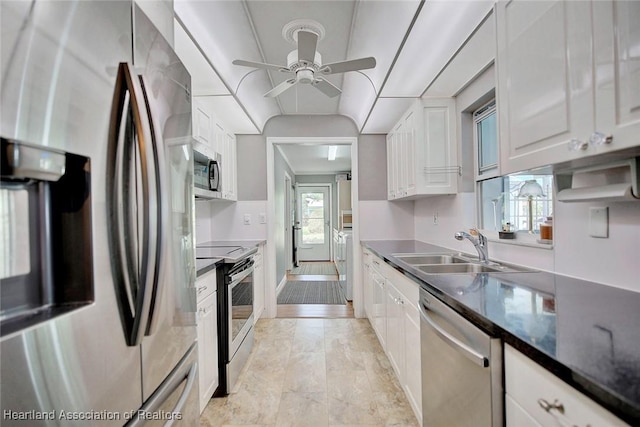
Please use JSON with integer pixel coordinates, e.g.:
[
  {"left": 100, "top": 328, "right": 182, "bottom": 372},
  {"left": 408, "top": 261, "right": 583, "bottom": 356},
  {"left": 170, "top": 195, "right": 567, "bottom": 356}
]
[
  {"left": 385, "top": 281, "right": 404, "bottom": 378},
  {"left": 505, "top": 344, "right": 629, "bottom": 427},
  {"left": 362, "top": 248, "right": 374, "bottom": 319},
  {"left": 195, "top": 268, "right": 218, "bottom": 414},
  {"left": 253, "top": 244, "right": 265, "bottom": 323},
  {"left": 371, "top": 266, "right": 387, "bottom": 349},
  {"left": 365, "top": 250, "right": 422, "bottom": 423}
]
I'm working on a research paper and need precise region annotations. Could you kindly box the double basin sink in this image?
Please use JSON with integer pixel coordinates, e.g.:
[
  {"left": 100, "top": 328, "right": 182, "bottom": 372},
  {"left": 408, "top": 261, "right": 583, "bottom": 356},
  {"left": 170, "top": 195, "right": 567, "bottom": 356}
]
[{"left": 392, "top": 253, "right": 534, "bottom": 274}]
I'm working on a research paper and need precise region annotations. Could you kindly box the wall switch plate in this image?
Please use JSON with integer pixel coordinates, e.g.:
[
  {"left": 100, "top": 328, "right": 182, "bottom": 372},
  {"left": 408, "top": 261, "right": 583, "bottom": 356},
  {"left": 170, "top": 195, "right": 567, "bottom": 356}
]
[
  {"left": 243, "top": 214, "right": 251, "bottom": 225},
  {"left": 433, "top": 210, "right": 438, "bottom": 225},
  {"left": 259, "top": 213, "right": 267, "bottom": 224},
  {"left": 589, "top": 207, "right": 608, "bottom": 238}
]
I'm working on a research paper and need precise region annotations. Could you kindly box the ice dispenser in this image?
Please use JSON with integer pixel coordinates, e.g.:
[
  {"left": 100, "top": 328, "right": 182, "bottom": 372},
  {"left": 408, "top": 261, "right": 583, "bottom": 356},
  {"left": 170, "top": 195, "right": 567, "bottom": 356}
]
[{"left": 1, "top": 137, "right": 93, "bottom": 338}]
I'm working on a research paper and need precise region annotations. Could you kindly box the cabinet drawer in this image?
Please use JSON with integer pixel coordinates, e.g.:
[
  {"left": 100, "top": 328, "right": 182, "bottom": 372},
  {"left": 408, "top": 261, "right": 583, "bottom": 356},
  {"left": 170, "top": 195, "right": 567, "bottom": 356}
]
[
  {"left": 505, "top": 345, "right": 628, "bottom": 427},
  {"left": 506, "top": 394, "right": 542, "bottom": 427},
  {"left": 195, "top": 268, "right": 217, "bottom": 303},
  {"left": 374, "top": 255, "right": 419, "bottom": 305}
]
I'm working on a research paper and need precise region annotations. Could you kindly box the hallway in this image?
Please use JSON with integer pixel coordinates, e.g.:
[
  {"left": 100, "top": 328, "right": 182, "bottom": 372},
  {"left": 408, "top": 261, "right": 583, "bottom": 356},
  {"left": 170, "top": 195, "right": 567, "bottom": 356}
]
[
  {"left": 200, "top": 318, "right": 419, "bottom": 426},
  {"left": 276, "top": 261, "right": 353, "bottom": 318}
]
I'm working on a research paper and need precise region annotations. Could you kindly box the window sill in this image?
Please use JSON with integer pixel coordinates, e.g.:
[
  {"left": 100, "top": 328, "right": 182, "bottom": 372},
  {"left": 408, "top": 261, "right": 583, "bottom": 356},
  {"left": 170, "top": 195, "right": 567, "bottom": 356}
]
[{"left": 481, "top": 230, "right": 554, "bottom": 250}]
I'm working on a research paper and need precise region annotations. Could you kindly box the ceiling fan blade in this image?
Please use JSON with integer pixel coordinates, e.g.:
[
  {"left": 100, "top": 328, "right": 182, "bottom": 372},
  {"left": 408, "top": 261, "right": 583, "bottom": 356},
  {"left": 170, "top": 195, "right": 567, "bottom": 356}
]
[
  {"left": 297, "top": 30, "right": 318, "bottom": 64},
  {"left": 264, "top": 79, "right": 297, "bottom": 97},
  {"left": 232, "top": 59, "right": 291, "bottom": 72},
  {"left": 312, "top": 78, "right": 342, "bottom": 98},
  {"left": 320, "top": 57, "right": 376, "bottom": 75}
]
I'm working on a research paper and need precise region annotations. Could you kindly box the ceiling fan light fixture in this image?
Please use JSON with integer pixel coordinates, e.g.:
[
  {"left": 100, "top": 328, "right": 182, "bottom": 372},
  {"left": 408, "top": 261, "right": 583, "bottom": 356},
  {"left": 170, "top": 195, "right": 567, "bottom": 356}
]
[
  {"left": 327, "top": 146, "right": 338, "bottom": 161},
  {"left": 297, "top": 69, "right": 314, "bottom": 84}
]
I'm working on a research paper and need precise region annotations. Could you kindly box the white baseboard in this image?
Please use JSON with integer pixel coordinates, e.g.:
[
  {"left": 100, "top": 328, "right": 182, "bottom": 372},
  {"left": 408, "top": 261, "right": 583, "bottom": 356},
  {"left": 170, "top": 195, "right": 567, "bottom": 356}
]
[{"left": 275, "top": 275, "right": 287, "bottom": 296}]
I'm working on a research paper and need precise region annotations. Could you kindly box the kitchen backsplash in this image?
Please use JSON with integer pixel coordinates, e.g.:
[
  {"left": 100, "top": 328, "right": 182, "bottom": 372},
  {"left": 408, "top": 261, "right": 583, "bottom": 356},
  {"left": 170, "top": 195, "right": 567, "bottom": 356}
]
[
  {"left": 196, "top": 200, "right": 268, "bottom": 243},
  {"left": 413, "top": 192, "right": 639, "bottom": 293}
]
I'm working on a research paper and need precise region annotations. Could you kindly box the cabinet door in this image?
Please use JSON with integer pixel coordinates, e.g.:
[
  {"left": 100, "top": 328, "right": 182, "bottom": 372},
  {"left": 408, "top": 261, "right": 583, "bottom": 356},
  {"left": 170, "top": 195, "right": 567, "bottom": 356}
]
[
  {"left": 362, "top": 250, "right": 374, "bottom": 320},
  {"left": 386, "top": 131, "right": 397, "bottom": 200},
  {"left": 371, "top": 268, "right": 386, "bottom": 348},
  {"left": 193, "top": 98, "right": 212, "bottom": 153},
  {"left": 403, "top": 300, "right": 422, "bottom": 421},
  {"left": 212, "top": 121, "right": 224, "bottom": 156},
  {"left": 403, "top": 109, "right": 417, "bottom": 197},
  {"left": 420, "top": 98, "right": 458, "bottom": 194},
  {"left": 593, "top": 0, "right": 640, "bottom": 154},
  {"left": 197, "top": 291, "right": 218, "bottom": 414},
  {"left": 497, "top": 0, "right": 594, "bottom": 173},
  {"left": 253, "top": 246, "right": 264, "bottom": 322},
  {"left": 396, "top": 121, "right": 407, "bottom": 198},
  {"left": 224, "top": 133, "right": 237, "bottom": 201},
  {"left": 385, "top": 281, "right": 405, "bottom": 382},
  {"left": 505, "top": 345, "right": 629, "bottom": 427}
]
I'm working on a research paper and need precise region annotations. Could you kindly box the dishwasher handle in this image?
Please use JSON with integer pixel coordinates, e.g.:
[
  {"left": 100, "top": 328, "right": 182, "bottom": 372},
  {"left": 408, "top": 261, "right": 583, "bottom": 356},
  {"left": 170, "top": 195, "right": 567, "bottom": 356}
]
[{"left": 418, "top": 302, "right": 490, "bottom": 368}]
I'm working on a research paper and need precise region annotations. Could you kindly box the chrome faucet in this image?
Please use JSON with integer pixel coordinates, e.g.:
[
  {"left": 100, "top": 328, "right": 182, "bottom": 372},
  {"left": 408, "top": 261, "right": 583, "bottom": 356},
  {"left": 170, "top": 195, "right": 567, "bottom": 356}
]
[{"left": 455, "top": 230, "right": 489, "bottom": 264}]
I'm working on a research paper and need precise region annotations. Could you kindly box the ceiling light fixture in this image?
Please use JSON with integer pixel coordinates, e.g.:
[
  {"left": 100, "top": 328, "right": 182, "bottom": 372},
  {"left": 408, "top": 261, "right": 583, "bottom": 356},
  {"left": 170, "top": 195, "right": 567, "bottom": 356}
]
[{"left": 327, "top": 146, "right": 337, "bottom": 161}]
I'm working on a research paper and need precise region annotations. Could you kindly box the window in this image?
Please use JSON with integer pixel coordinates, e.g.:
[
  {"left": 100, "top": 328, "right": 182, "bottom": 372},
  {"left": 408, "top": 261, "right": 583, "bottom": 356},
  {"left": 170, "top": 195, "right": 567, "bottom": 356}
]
[
  {"left": 479, "top": 175, "right": 554, "bottom": 233},
  {"left": 473, "top": 99, "right": 553, "bottom": 236},
  {"left": 300, "top": 191, "right": 325, "bottom": 244},
  {"left": 474, "top": 101, "right": 497, "bottom": 177}
]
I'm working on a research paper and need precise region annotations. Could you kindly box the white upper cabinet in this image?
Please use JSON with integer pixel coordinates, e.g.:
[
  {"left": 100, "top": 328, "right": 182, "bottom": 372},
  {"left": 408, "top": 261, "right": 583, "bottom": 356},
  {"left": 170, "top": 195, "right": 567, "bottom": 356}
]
[
  {"left": 191, "top": 97, "right": 238, "bottom": 201},
  {"left": 592, "top": 1, "right": 640, "bottom": 155},
  {"left": 222, "top": 132, "right": 237, "bottom": 201},
  {"left": 387, "top": 98, "right": 458, "bottom": 200},
  {"left": 193, "top": 97, "right": 214, "bottom": 154},
  {"left": 497, "top": 0, "right": 640, "bottom": 174}
]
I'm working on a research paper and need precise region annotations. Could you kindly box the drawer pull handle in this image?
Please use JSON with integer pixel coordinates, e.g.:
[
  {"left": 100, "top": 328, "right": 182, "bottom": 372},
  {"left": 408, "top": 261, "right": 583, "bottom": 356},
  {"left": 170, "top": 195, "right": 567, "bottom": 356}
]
[
  {"left": 537, "top": 398, "right": 564, "bottom": 414},
  {"left": 537, "top": 399, "right": 592, "bottom": 427}
]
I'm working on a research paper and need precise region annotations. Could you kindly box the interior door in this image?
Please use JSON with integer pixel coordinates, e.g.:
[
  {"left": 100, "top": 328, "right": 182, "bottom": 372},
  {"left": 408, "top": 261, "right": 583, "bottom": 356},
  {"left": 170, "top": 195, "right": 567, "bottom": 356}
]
[{"left": 297, "top": 185, "right": 331, "bottom": 261}]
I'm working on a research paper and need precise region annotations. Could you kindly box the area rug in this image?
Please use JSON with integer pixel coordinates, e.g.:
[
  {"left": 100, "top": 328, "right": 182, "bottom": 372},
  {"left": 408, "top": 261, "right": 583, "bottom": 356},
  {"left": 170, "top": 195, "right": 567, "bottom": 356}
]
[
  {"left": 289, "top": 262, "right": 337, "bottom": 275},
  {"left": 277, "top": 281, "right": 345, "bottom": 305}
]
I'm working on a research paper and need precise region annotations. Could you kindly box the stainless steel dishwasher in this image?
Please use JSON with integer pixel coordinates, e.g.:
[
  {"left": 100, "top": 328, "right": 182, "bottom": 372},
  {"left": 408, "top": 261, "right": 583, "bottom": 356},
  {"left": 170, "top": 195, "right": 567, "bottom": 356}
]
[{"left": 419, "top": 288, "right": 503, "bottom": 427}]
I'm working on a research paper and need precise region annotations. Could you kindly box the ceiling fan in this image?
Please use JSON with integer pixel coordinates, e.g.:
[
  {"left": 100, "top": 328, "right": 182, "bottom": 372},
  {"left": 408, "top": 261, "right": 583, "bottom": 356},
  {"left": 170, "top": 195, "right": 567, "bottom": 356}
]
[{"left": 232, "top": 20, "right": 376, "bottom": 98}]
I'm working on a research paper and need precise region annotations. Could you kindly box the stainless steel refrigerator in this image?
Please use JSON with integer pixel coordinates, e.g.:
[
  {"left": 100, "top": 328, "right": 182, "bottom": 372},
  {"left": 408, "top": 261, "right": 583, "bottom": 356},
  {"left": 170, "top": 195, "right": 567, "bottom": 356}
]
[{"left": 1, "top": 2, "right": 198, "bottom": 425}]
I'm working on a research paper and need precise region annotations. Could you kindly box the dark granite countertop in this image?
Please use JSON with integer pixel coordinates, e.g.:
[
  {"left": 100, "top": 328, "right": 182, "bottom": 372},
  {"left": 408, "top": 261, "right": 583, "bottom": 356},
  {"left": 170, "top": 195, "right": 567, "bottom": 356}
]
[
  {"left": 197, "top": 239, "right": 266, "bottom": 248},
  {"left": 196, "top": 258, "right": 224, "bottom": 277},
  {"left": 363, "top": 240, "right": 640, "bottom": 425}
]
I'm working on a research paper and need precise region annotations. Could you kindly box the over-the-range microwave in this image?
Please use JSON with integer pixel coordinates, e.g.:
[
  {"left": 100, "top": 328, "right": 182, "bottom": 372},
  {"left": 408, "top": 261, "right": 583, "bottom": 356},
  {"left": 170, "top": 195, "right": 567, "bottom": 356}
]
[{"left": 193, "top": 149, "right": 222, "bottom": 199}]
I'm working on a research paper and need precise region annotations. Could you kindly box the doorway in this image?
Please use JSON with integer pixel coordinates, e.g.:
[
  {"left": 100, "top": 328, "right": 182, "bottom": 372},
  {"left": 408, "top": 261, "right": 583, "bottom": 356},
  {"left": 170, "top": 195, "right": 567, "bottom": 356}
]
[{"left": 265, "top": 137, "right": 360, "bottom": 319}]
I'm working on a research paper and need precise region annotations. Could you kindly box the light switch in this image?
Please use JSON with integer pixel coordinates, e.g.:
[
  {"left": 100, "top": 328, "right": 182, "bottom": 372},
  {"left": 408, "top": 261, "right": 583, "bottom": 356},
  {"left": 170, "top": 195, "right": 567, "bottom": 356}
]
[
  {"left": 259, "top": 213, "right": 267, "bottom": 224},
  {"left": 588, "top": 207, "right": 608, "bottom": 238},
  {"left": 243, "top": 214, "right": 251, "bottom": 225}
]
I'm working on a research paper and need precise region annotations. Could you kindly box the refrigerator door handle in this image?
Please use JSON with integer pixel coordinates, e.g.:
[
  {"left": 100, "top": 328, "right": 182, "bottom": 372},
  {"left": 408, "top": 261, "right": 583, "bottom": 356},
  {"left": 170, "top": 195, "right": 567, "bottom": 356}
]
[
  {"left": 126, "top": 351, "right": 198, "bottom": 427},
  {"left": 107, "top": 62, "right": 158, "bottom": 346},
  {"left": 138, "top": 75, "right": 168, "bottom": 337}
]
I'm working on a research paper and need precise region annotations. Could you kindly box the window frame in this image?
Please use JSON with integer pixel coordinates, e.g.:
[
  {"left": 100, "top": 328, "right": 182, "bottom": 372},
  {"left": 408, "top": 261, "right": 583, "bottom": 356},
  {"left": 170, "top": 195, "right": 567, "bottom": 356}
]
[
  {"left": 473, "top": 100, "right": 499, "bottom": 181},
  {"left": 471, "top": 99, "right": 554, "bottom": 248}
]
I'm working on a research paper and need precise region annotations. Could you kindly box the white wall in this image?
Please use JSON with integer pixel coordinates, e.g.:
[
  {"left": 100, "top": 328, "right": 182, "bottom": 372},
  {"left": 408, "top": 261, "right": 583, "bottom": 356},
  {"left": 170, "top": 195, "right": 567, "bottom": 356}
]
[
  {"left": 195, "top": 201, "right": 212, "bottom": 244},
  {"left": 359, "top": 200, "right": 415, "bottom": 240},
  {"left": 554, "top": 201, "right": 640, "bottom": 291}
]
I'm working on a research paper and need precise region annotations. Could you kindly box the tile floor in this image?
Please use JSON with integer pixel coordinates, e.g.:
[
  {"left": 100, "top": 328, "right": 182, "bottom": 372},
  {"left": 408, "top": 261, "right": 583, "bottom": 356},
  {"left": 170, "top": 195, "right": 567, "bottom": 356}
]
[{"left": 200, "top": 318, "right": 420, "bottom": 427}]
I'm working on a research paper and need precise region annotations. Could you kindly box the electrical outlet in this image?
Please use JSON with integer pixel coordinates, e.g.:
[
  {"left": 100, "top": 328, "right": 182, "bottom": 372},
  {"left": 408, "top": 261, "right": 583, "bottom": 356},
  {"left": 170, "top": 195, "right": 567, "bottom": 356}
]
[
  {"left": 259, "top": 213, "right": 267, "bottom": 224},
  {"left": 243, "top": 214, "right": 251, "bottom": 225},
  {"left": 588, "top": 207, "right": 608, "bottom": 238}
]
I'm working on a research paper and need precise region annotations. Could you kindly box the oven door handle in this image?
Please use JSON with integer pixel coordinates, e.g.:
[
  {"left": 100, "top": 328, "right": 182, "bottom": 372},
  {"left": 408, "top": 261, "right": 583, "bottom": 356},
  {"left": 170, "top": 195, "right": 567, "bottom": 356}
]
[
  {"left": 418, "top": 302, "right": 489, "bottom": 368},
  {"left": 229, "top": 265, "right": 254, "bottom": 287}
]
